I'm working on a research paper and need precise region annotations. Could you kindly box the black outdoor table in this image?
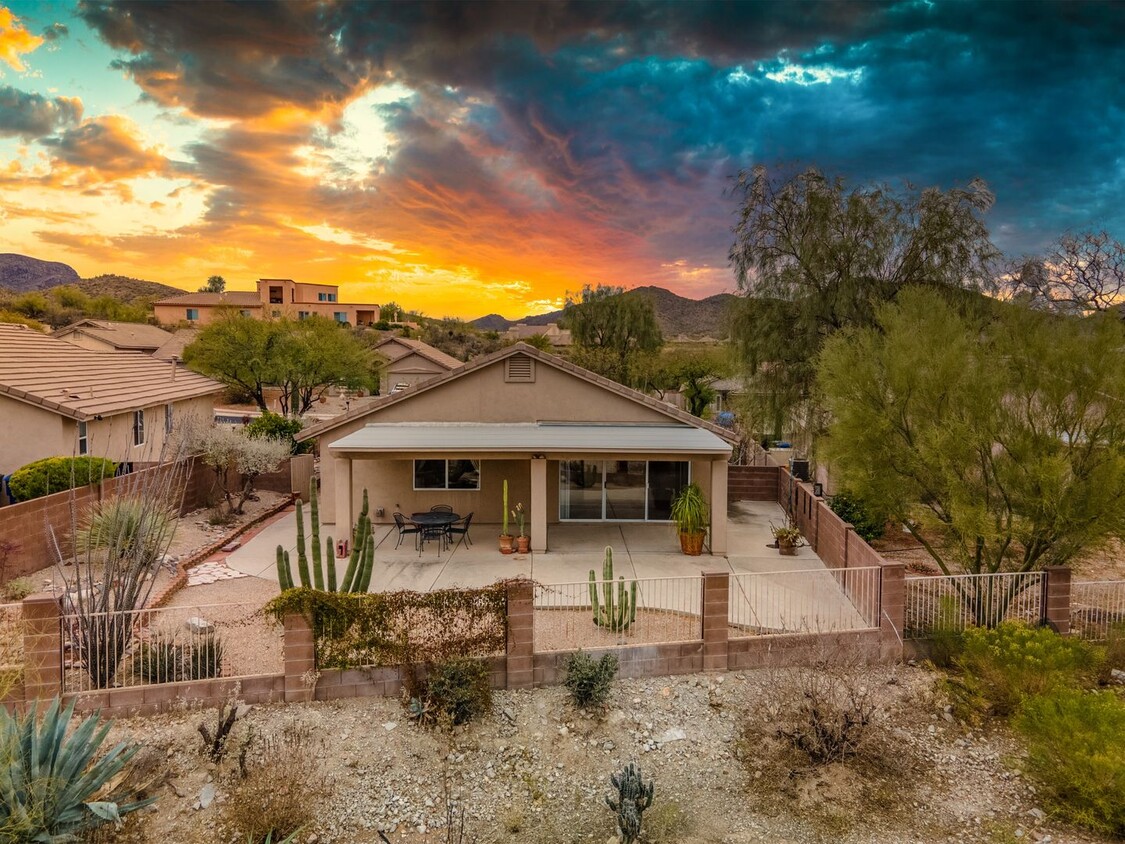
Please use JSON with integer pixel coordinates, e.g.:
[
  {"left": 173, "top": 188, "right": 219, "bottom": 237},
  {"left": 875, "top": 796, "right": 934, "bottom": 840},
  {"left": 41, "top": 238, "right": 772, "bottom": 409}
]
[{"left": 410, "top": 511, "right": 460, "bottom": 556}]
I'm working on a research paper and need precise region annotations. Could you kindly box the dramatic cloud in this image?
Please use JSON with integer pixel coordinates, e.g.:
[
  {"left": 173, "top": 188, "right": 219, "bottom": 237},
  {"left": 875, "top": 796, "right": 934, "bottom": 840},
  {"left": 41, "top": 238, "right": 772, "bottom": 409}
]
[
  {"left": 0, "top": 5, "right": 41, "bottom": 70},
  {"left": 0, "top": 85, "right": 82, "bottom": 138},
  {"left": 41, "top": 114, "right": 169, "bottom": 177}
]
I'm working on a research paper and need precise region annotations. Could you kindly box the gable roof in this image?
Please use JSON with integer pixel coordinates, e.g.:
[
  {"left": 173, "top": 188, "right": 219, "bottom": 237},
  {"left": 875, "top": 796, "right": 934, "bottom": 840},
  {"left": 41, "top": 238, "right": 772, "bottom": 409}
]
[
  {"left": 151, "top": 328, "right": 200, "bottom": 361},
  {"left": 53, "top": 319, "right": 173, "bottom": 352},
  {"left": 0, "top": 324, "right": 224, "bottom": 421},
  {"left": 154, "top": 291, "right": 262, "bottom": 308},
  {"left": 298, "top": 342, "right": 738, "bottom": 443},
  {"left": 372, "top": 336, "right": 462, "bottom": 370}
]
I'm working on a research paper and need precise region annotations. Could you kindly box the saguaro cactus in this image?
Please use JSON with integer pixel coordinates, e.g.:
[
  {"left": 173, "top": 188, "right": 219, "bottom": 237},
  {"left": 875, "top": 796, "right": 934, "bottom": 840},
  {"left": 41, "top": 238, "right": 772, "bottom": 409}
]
[
  {"left": 605, "top": 763, "right": 654, "bottom": 844},
  {"left": 588, "top": 546, "right": 637, "bottom": 632},
  {"left": 278, "top": 481, "right": 374, "bottom": 592}
]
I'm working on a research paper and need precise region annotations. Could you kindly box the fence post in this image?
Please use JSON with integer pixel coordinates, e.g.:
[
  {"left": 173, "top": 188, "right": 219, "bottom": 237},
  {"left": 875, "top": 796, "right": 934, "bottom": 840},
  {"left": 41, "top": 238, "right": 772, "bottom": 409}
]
[
  {"left": 701, "top": 570, "right": 729, "bottom": 671},
  {"left": 878, "top": 564, "right": 905, "bottom": 661},
  {"left": 22, "top": 593, "right": 62, "bottom": 702},
  {"left": 506, "top": 579, "right": 535, "bottom": 690},
  {"left": 1042, "top": 567, "right": 1072, "bottom": 635},
  {"left": 282, "top": 613, "right": 316, "bottom": 703}
]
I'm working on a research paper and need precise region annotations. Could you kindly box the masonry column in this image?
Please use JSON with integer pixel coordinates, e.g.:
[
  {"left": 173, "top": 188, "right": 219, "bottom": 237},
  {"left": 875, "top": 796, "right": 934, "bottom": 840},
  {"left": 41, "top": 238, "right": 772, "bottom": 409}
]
[
  {"left": 1043, "top": 566, "right": 1072, "bottom": 635},
  {"left": 22, "top": 594, "right": 62, "bottom": 702},
  {"left": 879, "top": 563, "right": 906, "bottom": 661},
  {"left": 709, "top": 459, "right": 728, "bottom": 555},
  {"left": 506, "top": 579, "right": 535, "bottom": 689},
  {"left": 701, "top": 570, "right": 730, "bottom": 671},
  {"left": 334, "top": 456, "right": 353, "bottom": 540},
  {"left": 283, "top": 613, "right": 316, "bottom": 703},
  {"left": 530, "top": 457, "right": 548, "bottom": 553}
]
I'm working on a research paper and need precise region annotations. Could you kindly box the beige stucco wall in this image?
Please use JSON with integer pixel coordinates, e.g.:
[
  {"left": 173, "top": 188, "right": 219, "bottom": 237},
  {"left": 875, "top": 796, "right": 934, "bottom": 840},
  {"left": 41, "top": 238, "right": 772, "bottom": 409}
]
[
  {"left": 0, "top": 398, "right": 68, "bottom": 475},
  {"left": 153, "top": 303, "right": 262, "bottom": 327},
  {"left": 57, "top": 332, "right": 117, "bottom": 354},
  {"left": 383, "top": 354, "right": 449, "bottom": 390}
]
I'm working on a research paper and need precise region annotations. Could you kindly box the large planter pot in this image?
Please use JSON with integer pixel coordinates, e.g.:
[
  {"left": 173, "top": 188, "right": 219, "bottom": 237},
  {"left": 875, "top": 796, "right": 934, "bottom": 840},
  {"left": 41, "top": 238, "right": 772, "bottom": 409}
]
[
  {"left": 499, "top": 534, "right": 515, "bottom": 555},
  {"left": 516, "top": 536, "right": 530, "bottom": 554},
  {"left": 777, "top": 540, "right": 798, "bottom": 556},
  {"left": 679, "top": 531, "right": 706, "bottom": 556}
]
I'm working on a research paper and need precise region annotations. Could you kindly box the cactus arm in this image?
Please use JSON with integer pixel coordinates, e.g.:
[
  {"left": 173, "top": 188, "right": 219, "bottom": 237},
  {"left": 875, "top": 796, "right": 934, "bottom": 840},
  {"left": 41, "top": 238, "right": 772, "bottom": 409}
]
[
  {"left": 294, "top": 499, "right": 312, "bottom": 588},
  {"left": 502, "top": 479, "right": 509, "bottom": 535},
  {"left": 326, "top": 536, "right": 336, "bottom": 591},
  {"left": 629, "top": 580, "right": 638, "bottom": 626},
  {"left": 589, "top": 569, "right": 600, "bottom": 625},
  {"left": 340, "top": 543, "right": 359, "bottom": 593},
  {"left": 276, "top": 545, "right": 293, "bottom": 590},
  {"left": 356, "top": 533, "right": 375, "bottom": 592},
  {"left": 310, "top": 480, "right": 323, "bottom": 590}
]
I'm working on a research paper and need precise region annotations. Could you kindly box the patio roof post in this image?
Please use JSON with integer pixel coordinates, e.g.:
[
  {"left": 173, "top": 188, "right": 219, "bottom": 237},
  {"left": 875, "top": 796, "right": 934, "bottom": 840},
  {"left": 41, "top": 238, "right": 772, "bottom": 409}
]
[
  {"left": 709, "top": 458, "right": 728, "bottom": 555},
  {"left": 530, "top": 456, "right": 548, "bottom": 552},
  {"left": 335, "top": 456, "right": 353, "bottom": 539}
]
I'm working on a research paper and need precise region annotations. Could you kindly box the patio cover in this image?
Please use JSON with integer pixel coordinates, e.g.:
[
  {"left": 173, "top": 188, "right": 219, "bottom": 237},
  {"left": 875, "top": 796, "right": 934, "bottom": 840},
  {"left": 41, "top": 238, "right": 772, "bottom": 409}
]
[{"left": 328, "top": 422, "right": 733, "bottom": 456}]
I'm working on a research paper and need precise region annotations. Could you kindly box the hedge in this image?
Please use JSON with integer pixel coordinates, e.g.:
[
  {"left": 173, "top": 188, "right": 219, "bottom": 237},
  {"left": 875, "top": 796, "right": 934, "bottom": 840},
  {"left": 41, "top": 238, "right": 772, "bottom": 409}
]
[{"left": 8, "top": 456, "right": 117, "bottom": 502}]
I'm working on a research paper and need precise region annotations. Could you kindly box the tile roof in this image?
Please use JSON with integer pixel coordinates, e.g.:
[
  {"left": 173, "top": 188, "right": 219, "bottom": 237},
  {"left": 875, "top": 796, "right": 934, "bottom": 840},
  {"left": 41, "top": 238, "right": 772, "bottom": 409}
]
[
  {"left": 154, "top": 291, "right": 262, "bottom": 308},
  {"left": 152, "top": 328, "right": 200, "bottom": 361},
  {"left": 53, "top": 319, "right": 173, "bottom": 351},
  {"left": 372, "top": 336, "right": 463, "bottom": 370},
  {"left": 0, "top": 324, "right": 224, "bottom": 420}
]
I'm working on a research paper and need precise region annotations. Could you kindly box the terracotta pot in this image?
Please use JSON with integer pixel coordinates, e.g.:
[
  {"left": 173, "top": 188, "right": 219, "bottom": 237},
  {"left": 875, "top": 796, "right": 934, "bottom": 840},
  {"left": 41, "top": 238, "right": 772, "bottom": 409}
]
[
  {"left": 678, "top": 531, "right": 706, "bottom": 556},
  {"left": 777, "top": 539, "right": 798, "bottom": 556},
  {"left": 499, "top": 534, "right": 515, "bottom": 555},
  {"left": 516, "top": 536, "right": 530, "bottom": 554}
]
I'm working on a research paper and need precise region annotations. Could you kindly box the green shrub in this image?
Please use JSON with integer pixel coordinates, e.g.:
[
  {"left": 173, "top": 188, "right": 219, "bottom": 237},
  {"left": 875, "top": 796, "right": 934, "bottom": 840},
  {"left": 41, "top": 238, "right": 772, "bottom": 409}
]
[
  {"left": 562, "top": 650, "right": 619, "bottom": 708},
  {"left": 827, "top": 490, "right": 886, "bottom": 542},
  {"left": 0, "top": 697, "right": 153, "bottom": 840},
  {"left": 1100, "top": 622, "right": 1125, "bottom": 686},
  {"left": 137, "top": 637, "right": 185, "bottom": 684},
  {"left": 926, "top": 595, "right": 965, "bottom": 669},
  {"left": 245, "top": 412, "right": 310, "bottom": 455},
  {"left": 188, "top": 634, "right": 224, "bottom": 680},
  {"left": 1, "top": 576, "right": 34, "bottom": 602},
  {"left": 1015, "top": 688, "right": 1125, "bottom": 836},
  {"left": 952, "top": 622, "right": 1102, "bottom": 717},
  {"left": 8, "top": 456, "right": 117, "bottom": 502},
  {"left": 423, "top": 657, "right": 493, "bottom": 726}
]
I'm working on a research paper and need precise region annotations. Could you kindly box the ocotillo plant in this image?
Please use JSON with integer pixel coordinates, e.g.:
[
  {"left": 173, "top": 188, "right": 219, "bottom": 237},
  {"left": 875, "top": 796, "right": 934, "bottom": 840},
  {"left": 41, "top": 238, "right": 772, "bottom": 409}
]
[
  {"left": 277, "top": 484, "right": 375, "bottom": 592},
  {"left": 605, "top": 762, "right": 654, "bottom": 844},
  {"left": 588, "top": 546, "right": 637, "bottom": 632}
]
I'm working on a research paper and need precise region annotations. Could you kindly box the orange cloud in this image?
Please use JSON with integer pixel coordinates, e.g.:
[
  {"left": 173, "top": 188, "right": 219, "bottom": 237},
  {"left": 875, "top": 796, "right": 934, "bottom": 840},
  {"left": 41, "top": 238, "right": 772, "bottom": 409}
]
[{"left": 0, "top": 7, "right": 42, "bottom": 71}]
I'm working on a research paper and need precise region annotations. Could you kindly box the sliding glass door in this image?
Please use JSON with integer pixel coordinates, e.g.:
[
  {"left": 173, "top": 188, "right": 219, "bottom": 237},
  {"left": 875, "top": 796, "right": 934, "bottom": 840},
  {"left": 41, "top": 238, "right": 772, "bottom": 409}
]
[{"left": 560, "top": 459, "right": 690, "bottom": 521}]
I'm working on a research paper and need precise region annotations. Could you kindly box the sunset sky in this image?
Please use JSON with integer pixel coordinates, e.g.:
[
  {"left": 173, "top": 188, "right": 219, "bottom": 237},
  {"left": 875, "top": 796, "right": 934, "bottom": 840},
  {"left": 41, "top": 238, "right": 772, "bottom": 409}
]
[{"left": 1, "top": 2, "right": 1123, "bottom": 319}]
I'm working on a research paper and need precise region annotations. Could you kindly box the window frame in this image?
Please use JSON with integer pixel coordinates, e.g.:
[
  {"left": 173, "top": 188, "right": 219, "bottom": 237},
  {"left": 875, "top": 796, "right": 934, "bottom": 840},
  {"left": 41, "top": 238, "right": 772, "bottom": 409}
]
[
  {"left": 77, "top": 420, "right": 88, "bottom": 455},
  {"left": 412, "top": 459, "right": 481, "bottom": 491},
  {"left": 186, "top": 308, "right": 199, "bottom": 321},
  {"left": 165, "top": 403, "right": 174, "bottom": 434},
  {"left": 133, "top": 409, "right": 146, "bottom": 447}
]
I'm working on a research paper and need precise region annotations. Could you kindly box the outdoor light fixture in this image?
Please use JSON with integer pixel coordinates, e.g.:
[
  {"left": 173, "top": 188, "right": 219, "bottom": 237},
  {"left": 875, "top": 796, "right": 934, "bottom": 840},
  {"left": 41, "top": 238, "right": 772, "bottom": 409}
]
[
  {"left": 531, "top": 453, "right": 546, "bottom": 459},
  {"left": 813, "top": 483, "right": 824, "bottom": 497}
]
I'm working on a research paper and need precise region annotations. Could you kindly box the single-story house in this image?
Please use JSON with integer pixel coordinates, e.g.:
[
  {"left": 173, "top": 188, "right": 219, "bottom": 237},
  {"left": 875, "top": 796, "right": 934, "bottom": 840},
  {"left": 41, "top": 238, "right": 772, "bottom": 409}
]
[
  {"left": 52, "top": 319, "right": 174, "bottom": 355},
  {"left": 373, "top": 336, "right": 463, "bottom": 391},
  {"left": 0, "top": 324, "right": 224, "bottom": 478},
  {"left": 152, "top": 328, "right": 200, "bottom": 361},
  {"left": 298, "top": 343, "right": 737, "bottom": 553}
]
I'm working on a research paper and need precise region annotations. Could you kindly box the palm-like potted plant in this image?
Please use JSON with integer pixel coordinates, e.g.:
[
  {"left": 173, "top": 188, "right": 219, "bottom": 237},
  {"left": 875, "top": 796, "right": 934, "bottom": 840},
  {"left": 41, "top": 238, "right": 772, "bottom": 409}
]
[
  {"left": 512, "top": 502, "right": 529, "bottom": 553},
  {"left": 670, "top": 482, "right": 709, "bottom": 556},
  {"left": 771, "top": 521, "right": 803, "bottom": 556}
]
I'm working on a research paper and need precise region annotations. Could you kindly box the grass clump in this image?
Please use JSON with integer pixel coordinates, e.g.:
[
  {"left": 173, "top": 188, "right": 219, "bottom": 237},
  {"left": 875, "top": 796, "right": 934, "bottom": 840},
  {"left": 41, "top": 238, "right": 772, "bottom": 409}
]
[
  {"left": 1, "top": 576, "right": 34, "bottom": 602},
  {"left": 1015, "top": 688, "right": 1125, "bottom": 836},
  {"left": 562, "top": 650, "right": 618, "bottom": 709},
  {"left": 421, "top": 656, "right": 493, "bottom": 726}
]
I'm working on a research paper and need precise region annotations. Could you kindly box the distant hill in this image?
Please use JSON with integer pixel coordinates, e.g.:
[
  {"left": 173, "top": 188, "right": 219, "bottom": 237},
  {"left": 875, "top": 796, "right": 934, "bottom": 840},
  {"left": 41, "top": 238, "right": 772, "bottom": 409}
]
[
  {"left": 471, "top": 285, "right": 738, "bottom": 339},
  {"left": 0, "top": 254, "right": 80, "bottom": 292},
  {"left": 75, "top": 275, "right": 184, "bottom": 304}
]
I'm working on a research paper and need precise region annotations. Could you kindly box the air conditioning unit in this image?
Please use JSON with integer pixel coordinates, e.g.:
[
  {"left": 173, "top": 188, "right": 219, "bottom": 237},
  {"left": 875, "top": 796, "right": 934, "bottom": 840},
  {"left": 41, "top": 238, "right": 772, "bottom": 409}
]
[{"left": 789, "top": 458, "right": 811, "bottom": 482}]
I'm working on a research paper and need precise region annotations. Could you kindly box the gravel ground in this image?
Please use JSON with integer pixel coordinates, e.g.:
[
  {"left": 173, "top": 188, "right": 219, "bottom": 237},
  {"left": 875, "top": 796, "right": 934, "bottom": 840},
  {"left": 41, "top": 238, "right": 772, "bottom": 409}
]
[{"left": 101, "top": 663, "right": 1110, "bottom": 844}]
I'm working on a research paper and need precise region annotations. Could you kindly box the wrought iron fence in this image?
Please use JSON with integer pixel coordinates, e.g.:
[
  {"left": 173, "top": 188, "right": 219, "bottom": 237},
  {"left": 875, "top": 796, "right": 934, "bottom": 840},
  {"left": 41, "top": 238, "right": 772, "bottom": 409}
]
[
  {"left": 60, "top": 602, "right": 281, "bottom": 693},
  {"left": 534, "top": 576, "right": 702, "bottom": 652},
  {"left": 904, "top": 572, "right": 1043, "bottom": 638},
  {"left": 1070, "top": 580, "right": 1125, "bottom": 642},
  {"left": 728, "top": 566, "right": 882, "bottom": 636}
]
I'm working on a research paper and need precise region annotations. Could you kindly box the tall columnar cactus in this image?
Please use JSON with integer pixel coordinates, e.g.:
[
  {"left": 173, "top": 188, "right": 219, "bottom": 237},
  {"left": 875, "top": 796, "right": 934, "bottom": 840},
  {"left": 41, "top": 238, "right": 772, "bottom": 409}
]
[
  {"left": 605, "top": 763, "right": 654, "bottom": 844},
  {"left": 589, "top": 546, "right": 637, "bottom": 632},
  {"left": 340, "top": 490, "right": 374, "bottom": 593},
  {"left": 502, "top": 479, "right": 510, "bottom": 536},
  {"left": 277, "top": 481, "right": 374, "bottom": 592}
]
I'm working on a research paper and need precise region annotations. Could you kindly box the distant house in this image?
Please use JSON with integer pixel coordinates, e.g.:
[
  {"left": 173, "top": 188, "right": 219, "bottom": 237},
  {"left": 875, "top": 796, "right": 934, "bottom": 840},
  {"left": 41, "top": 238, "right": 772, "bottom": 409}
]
[
  {"left": 52, "top": 319, "right": 173, "bottom": 355},
  {"left": 372, "top": 336, "right": 463, "bottom": 392},
  {"left": 151, "top": 328, "right": 200, "bottom": 361},
  {"left": 503, "top": 322, "right": 572, "bottom": 347},
  {"left": 0, "top": 324, "right": 224, "bottom": 480},
  {"left": 153, "top": 278, "right": 381, "bottom": 327}
]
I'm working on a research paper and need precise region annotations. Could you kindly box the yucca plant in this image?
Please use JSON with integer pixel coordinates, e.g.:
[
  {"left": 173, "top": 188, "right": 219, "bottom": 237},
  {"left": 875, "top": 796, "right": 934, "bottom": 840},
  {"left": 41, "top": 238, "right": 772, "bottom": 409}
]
[{"left": 0, "top": 697, "right": 155, "bottom": 841}]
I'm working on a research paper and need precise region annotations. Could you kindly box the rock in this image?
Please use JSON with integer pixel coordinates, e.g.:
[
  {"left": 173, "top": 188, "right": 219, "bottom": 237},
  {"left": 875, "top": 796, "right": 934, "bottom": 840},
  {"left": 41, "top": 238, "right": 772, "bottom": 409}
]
[
  {"left": 220, "top": 540, "right": 241, "bottom": 552},
  {"left": 185, "top": 617, "right": 215, "bottom": 634},
  {"left": 383, "top": 722, "right": 398, "bottom": 731},
  {"left": 1110, "top": 668, "right": 1125, "bottom": 684},
  {"left": 655, "top": 727, "right": 686, "bottom": 744},
  {"left": 197, "top": 783, "right": 216, "bottom": 809}
]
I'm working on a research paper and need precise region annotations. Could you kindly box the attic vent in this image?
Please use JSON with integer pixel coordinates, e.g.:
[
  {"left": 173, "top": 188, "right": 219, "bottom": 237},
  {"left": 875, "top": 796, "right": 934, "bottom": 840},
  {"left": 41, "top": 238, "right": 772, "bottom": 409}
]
[{"left": 505, "top": 354, "right": 535, "bottom": 383}]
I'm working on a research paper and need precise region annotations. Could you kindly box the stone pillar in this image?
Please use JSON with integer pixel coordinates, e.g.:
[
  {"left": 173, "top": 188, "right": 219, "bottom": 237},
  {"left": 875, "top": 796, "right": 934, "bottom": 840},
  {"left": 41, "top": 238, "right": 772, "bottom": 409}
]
[
  {"left": 283, "top": 613, "right": 317, "bottom": 703},
  {"left": 22, "top": 594, "right": 62, "bottom": 702},
  {"left": 505, "top": 579, "right": 535, "bottom": 689},
  {"left": 1042, "top": 566, "right": 1072, "bottom": 635},
  {"left": 334, "top": 456, "right": 353, "bottom": 540},
  {"left": 701, "top": 570, "right": 730, "bottom": 671},
  {"left": 709, "top": 459, "right": 728, "bottom": 555},
  {"left": 879, "top": 563, "right": 906, "bottom": 660},
  {"left": 530, "top": 457, "right": 548, "bottom": 553}
]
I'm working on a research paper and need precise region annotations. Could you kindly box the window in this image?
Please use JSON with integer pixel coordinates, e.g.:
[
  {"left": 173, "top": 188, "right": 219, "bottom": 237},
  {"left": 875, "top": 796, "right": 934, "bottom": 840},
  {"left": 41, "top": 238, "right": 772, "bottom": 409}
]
[
  {"left": 298, "top": 311, "right": 310, "bottom": 320},
  {"left": 334, "top": 312, "right": 347, "bottom": 323},
  {"left": 133, "top": 410, "right": 146, "bottom": 446},
  {"left": 318, "top": 292, "right": 337, "bottom": 302},
  {"left": 414, "top": 459, "right": 480, "bottom": 490},
  {"left": 186, "top": 308, "right": 199, "bottom": 321},
  {"left": 559, "top": 460, "right": 690, "bottom": 521},
  {"left": 77, "top": 420, "right": 88, "bottom": 455},
  {"left": 240, "top": 309, "right": 252, "bottom": 317},
  {"left": 165, "top": 403, "right": 174, "bottom": 434}
]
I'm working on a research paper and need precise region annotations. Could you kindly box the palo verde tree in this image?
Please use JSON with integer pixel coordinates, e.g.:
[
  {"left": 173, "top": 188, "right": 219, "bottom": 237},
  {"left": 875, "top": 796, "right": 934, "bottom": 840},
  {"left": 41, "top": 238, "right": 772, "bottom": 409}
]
[
  {"left": 562, "top": 284, "right": 663, "bottom": 385},
  {"left": 818, "top": 287, "right": 1125, "bottom": 591},
  {"left": 182, "top": 314, "right": 281, "bottom": 411},
  {"left": 728, "top": 165, "right": 998, "bottom": 451},
  {"left": 1005, "top": 229, "right": 1125, "bottom": 315},
  {"left": 199, "top": 274, "right": 226, "bottom": 293}
]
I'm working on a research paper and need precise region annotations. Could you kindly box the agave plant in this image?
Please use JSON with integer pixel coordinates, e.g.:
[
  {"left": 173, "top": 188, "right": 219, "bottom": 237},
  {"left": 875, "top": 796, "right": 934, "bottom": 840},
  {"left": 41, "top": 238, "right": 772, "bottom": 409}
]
[{"left": 0, "top": 697, "right": 155, "bottom": 842}]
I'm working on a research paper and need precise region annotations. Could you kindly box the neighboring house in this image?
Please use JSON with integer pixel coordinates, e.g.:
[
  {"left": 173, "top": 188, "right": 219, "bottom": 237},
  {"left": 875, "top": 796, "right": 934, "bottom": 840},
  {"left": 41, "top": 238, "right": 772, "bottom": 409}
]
[
  {"left": 372, "top": 336, "right": 463, "bottom": 391},
  {"left": 0, "top": 324, "right": 224, "bottom": 479},
  {"left": 503, "top": 321, "right": 572, "bottom": 347},
  {"left": 298, "top": 343, "right": 737, "bottom": 553},
  {"left": 152, "top": 328, "right": 200, "bottom": 361},
  {"left": 52, "top": 319, "right": 173, "bottom": 355},
  {"left": 153, "top": 278, "right": 381, "bottom": 327}
]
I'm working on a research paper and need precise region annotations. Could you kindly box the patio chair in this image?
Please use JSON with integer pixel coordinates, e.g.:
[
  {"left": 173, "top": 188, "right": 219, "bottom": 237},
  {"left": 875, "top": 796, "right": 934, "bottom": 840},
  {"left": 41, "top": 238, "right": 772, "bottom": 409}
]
[
  {"left": 419, "top": 522, "right": 449, "bottom": 556},
  {"left": 447, "top": 512, "right": 474, "bottom": 547},
  {"left": 430, "top": 504, "right": 454, "bottom": 513},
  {"left": 393, "top": 512, "right": 421, "bottom": 550}
]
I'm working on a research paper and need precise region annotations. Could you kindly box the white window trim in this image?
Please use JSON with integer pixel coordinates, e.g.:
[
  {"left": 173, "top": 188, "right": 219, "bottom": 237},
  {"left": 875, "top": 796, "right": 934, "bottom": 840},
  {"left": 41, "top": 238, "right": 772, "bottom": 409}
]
[
  {"left": 133, "top": 409, "right": 146, "bottom": 447},
  {"left": 412, "top": 459, "right": 481, "bottom": 491},
  {"left": 77, "top": 420, "right": 88, "bottom": 455}
]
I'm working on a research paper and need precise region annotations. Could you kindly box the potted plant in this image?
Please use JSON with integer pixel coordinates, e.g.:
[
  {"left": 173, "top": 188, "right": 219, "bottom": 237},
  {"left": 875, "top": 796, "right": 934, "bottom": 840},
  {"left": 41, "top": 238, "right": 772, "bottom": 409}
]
[
  {"left": 512, "top": 502, "right": 529, "bottom": 553},
  {"left": 771, "top": 522, "right": 802, "bottom": 556},
  {"left": 499, "top": 479, "right": 515, "bottom": 554},
  {"left": 669, "top": 482, "right": 709, "bottom": 556}
]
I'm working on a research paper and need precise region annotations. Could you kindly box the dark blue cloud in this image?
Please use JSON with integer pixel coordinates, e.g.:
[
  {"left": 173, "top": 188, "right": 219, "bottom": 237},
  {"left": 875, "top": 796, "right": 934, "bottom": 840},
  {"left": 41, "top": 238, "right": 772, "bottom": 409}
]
[{"left": 0, "top": 86, "right": 82, "bottom": 139}]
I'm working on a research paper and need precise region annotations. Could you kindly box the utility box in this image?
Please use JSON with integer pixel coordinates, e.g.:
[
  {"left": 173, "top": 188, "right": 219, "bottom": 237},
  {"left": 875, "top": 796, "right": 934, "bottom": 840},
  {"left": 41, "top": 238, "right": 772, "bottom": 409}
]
[
  {"left": 335, "top": 539, "right": 350, "bottom": 559},
  {"left": 790, "top": 458, "right": 811, "bottom": 482}
]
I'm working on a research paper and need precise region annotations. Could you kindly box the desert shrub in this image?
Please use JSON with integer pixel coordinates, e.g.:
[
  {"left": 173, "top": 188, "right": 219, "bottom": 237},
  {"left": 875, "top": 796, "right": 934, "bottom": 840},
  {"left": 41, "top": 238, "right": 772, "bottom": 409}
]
[
  {"left": 640, "top": 799, "right": 690, "bottom": 842},
  {"left": 422, "top": 656, "right": 493, "bottom": 726},
  {"left": 1, "top": 576, "right": 34, "bottom": 602},
  {"left": 188, "top": 633, "right": 224, "bottom": 679},
  {"left": 562, "top": 650, "right": 618, "bottom": 708},
  {"left": 951, "top": 622, "right": 1102, "bottom": 717},
  {"left": 1015, "top": 688, "right": 1125, "bottom": 836},
  {"left": 827, "top": 489, "right": 886, "bottom": 542},
  {"left": 8, "top": 456, "right": 116, "bottom": 502},
  {"left": 0, "top": 697, "right": 153, "bottom": 840},
  {"left": 224, "top": 726, "right": 327, "bottom": 843},
  {"left": 1099, "top": 622, "right": 1125, "bottom": 686},
  {"left": 925, "top": 595, "right": 965, "bottom": 669},
  {"left": 77, "top": 496, "right": 177, "bottom": 562},
  {"left": 137, "top": 637, "right": 185, "bottom": 683},
  {"left": 245, "top": 412, "right": 310, "bottom": 455}
]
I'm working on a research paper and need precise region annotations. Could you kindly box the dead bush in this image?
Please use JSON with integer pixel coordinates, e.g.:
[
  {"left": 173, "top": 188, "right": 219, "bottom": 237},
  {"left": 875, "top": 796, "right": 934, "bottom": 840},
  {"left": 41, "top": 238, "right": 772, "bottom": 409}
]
[{"left": 222, "top": 726, "right": 328, "bottom": 843}]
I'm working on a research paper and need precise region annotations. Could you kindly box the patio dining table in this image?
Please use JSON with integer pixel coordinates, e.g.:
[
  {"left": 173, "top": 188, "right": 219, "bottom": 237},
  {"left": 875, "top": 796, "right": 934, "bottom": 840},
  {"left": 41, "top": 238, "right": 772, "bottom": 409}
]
[{"left": 410, "top": 511, "right": 460, "bottom": 556}]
